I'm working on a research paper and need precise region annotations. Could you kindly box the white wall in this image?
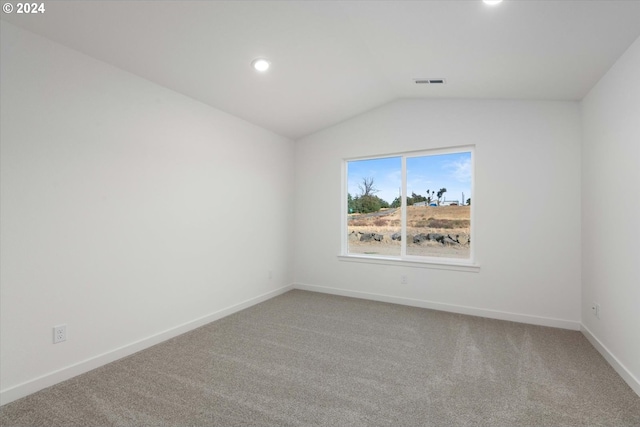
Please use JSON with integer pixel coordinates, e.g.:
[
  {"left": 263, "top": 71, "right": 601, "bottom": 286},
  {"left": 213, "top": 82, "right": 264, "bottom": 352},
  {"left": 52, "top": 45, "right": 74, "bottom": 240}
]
[
  {"left": 0, "top": 22, "right": 294, "bottom": 404},
  {"left": 4, "top": 14, "right": 636, "bottom": 406},
  {"left": 581, "top": 35, "right": 640, "bottom": 394},
  {"left": 294, "top": 99, "right": 582, "bottom": 328}
]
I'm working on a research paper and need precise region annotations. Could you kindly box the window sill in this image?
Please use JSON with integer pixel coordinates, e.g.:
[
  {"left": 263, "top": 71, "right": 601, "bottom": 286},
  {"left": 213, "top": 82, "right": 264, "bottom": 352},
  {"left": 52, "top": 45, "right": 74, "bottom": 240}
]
[{"left": 337, "top": 254, "right": 480, "bottom": 272}]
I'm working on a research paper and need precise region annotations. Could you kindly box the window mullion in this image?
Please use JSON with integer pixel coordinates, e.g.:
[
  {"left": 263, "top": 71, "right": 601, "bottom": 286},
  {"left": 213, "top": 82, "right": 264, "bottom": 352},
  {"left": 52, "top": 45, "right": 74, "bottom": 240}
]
[{"left": 401, "top": 156, "right": 407, "bottom": 258}]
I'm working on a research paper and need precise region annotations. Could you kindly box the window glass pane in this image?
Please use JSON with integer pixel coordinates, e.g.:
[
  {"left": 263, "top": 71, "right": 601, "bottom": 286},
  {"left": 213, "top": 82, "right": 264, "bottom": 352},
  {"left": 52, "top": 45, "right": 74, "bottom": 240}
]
[
  {"left": 347, "top": 157, "right": 401, "bottom": 256},
  {"left": 406, "top": 152, "right": 471, "bottom": 259}
]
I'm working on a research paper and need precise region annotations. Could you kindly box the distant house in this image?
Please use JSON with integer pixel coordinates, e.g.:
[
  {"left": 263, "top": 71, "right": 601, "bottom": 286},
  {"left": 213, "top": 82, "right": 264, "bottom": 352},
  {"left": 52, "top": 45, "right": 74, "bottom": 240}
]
[{"left": 413, "top": 201, "right": 428, "bottom": 207}]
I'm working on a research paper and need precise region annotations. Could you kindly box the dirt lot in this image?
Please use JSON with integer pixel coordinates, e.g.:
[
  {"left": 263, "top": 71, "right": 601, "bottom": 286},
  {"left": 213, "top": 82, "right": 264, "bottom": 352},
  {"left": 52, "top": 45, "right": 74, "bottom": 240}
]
[{"left": 348, "top": 205, "right": 470, "bottom": 258}]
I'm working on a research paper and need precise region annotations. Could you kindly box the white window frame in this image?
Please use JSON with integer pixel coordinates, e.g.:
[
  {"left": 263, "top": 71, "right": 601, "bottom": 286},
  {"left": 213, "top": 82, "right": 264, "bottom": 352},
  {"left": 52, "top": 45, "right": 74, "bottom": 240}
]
[{"left": 339, "top": 146, "right": 479, "bottom": 272}]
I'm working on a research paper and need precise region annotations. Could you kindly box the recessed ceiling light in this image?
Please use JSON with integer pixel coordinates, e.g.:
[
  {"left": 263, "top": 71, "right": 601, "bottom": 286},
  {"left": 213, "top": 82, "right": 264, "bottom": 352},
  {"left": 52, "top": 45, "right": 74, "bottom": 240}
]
[
  {"left": 251, "top": 58, "right": 271, "bottom": 72},
  {"left": 483, "top": 0, "right": 503, "bottom": 5}
]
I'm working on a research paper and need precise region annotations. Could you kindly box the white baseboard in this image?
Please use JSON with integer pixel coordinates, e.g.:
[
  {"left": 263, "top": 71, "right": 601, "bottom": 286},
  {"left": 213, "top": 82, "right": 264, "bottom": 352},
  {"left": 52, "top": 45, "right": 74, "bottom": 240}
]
[
  {"left": 0, "top": 284, "right": 294, "bottom": 406},
  {"left": 581, "top": 324, "right": 640, "bottom": 397},
  {"left": 294, "top": 283, "right": 581, "bottom": 331}
]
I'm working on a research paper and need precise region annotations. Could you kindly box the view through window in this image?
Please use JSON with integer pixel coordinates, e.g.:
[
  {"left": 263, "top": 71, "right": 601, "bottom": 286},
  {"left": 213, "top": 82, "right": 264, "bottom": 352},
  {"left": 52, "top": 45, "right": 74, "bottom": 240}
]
[{"left": 346, "top": 148, "right": 473, "bottom": 261}]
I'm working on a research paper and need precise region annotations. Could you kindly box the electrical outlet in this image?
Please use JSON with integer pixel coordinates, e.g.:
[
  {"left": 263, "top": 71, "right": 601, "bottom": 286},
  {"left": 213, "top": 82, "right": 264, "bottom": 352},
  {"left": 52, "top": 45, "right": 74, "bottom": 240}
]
[
  {"left": 400, "top": 274, "right": 408, "bottom": 284},
  {"left": 53, "top": 324, "right": 67, "bottom": 343},
  {"left": 592, "top": 303, "right": 601, "bottom": 319}
]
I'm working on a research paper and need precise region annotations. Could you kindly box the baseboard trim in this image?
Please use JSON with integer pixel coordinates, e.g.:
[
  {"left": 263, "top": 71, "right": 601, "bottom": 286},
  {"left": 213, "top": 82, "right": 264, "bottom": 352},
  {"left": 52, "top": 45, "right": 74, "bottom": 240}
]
[
  {"left": 0, "top": 284, "right": 294, "bottom": 406},
  {"left": 581, "top": 324, "right": 640, "bottom": 397},
  {"left": 294, "top": 283, "right": 581, "bottom": 331}
]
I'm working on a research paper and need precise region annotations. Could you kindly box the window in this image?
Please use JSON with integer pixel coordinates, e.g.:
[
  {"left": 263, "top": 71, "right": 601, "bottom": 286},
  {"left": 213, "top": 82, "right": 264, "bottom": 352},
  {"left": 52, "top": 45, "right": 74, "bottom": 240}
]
[{"left": 343, "top": 147, "right": 474, "bottom": 267}]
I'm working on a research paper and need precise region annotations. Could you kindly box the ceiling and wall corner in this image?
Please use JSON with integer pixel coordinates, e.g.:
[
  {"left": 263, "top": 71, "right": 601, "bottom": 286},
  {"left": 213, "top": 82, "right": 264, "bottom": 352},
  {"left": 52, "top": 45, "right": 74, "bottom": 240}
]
[
  {"left": 2, "top": 1, "right": 640, "bottom": 139},
  {"left": 0, "top": 20, "right": 296, "bottom": 405},
  {"left": 580, "top": 35, "right": 640, "bottom": 397},
  {"left": 1, "top": 0, "right": 640, "bottom": 405}
]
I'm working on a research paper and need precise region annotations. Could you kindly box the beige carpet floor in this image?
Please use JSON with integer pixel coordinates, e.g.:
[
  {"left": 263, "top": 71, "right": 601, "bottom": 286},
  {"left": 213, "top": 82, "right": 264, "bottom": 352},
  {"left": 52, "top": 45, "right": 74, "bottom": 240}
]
[{"left": 1, "top": 289, "right": 639, "bottom": 426}]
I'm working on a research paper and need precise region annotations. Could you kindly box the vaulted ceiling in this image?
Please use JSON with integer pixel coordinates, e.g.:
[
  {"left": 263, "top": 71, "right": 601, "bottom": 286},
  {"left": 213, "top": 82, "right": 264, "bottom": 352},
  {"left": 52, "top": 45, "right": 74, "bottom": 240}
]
[{"left": 3, "top": 1, "right": 640, "bottom": 139}]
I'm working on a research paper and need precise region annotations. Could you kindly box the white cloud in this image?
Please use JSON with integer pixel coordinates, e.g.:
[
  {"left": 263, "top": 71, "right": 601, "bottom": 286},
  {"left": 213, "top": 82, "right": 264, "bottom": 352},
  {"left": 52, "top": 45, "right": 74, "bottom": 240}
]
[{"left": 446, "top": 157, "right": 471, "bottom": 183}]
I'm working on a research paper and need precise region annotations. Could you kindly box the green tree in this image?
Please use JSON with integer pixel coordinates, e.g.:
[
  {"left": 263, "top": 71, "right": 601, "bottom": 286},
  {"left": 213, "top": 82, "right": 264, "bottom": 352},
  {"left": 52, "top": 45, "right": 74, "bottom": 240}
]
[
  {"left": 437, "top": 187, "right": 447, "bottom": 205},
  {"left": 348, "top": 193, "right": 355, "bottom": 213},
  {"left": 350, "top": 177, "right": 390, "bottom": 213},
  {"left": 356, "top": 195, "right": 381, "bottom": 213},
  {"left": 410, "top": 192, "right": 426, "bottom": 206}
]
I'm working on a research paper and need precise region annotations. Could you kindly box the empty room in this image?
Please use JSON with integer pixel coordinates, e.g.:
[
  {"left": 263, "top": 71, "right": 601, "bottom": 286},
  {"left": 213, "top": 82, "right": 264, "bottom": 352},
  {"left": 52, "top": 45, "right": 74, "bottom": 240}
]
[{"left": 1, "top": 1, "right": 639, "bottom": 426}]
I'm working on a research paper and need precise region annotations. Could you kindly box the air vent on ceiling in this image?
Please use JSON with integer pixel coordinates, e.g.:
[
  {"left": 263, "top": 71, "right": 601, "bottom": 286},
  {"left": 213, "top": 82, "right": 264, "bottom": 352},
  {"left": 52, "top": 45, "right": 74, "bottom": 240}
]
[{"left": 414, "top": 78, "right": 446, "bottom": 85}]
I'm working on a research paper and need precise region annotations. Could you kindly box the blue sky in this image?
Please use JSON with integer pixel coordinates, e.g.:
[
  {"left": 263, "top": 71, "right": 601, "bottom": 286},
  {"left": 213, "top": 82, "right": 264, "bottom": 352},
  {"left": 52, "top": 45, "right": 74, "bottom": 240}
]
[{"left": 347, "top": 152, "right": 472, "bottom": 205}]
